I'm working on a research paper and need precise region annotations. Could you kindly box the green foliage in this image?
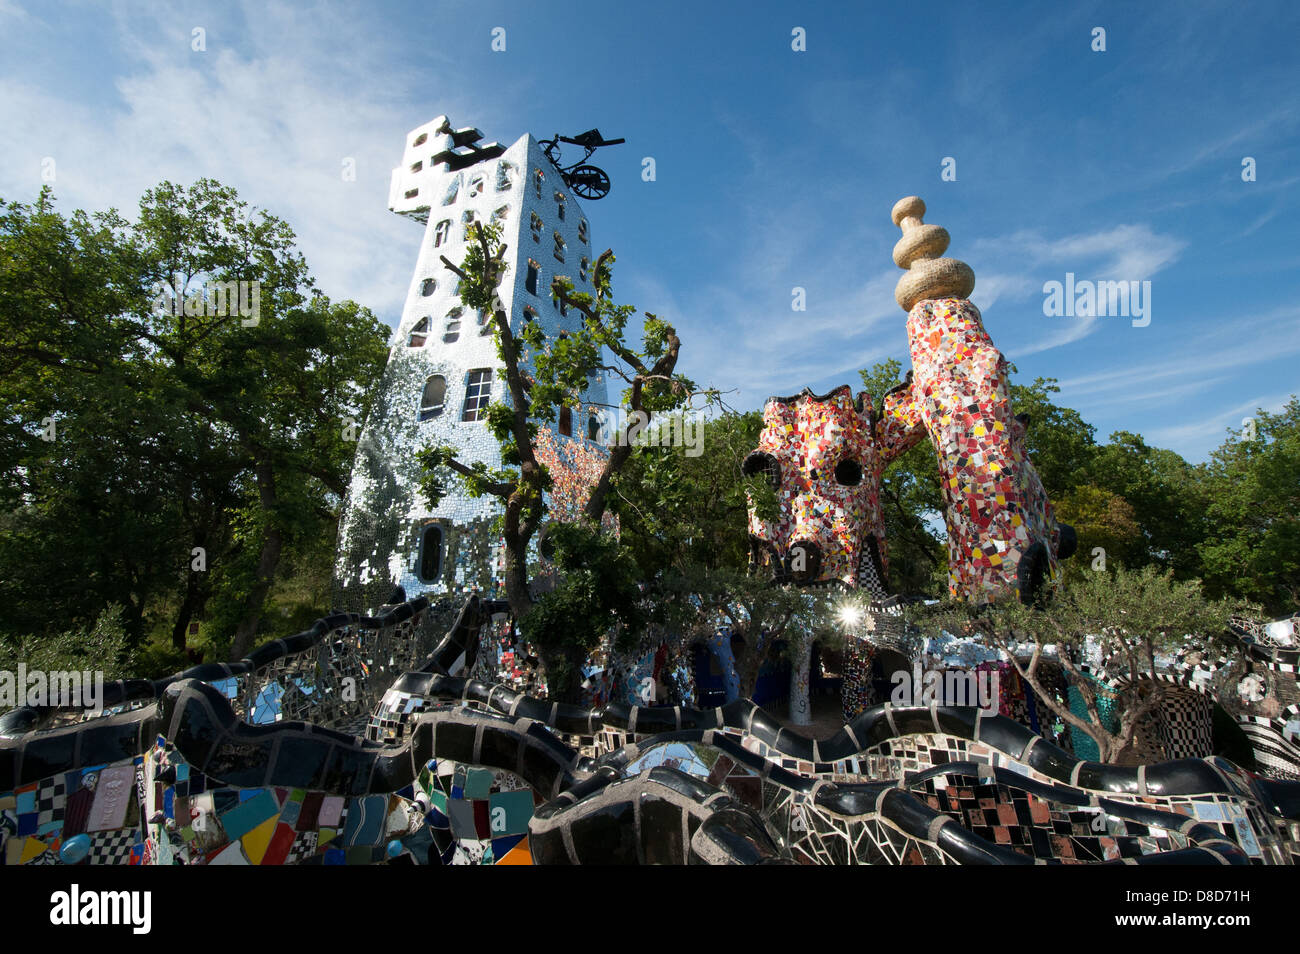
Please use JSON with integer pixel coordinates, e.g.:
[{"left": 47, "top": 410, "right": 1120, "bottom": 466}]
[
  {"left": 613, "top": 411, "right": 764, "bottom": 577},
  {"left": 0, "top": 605, "right": 135, "bottom": 710},
  {"left": 0, "top": 182, "right": 389, "bottom": 659},
  {"left": 520, "top": 522, "right": 645, "bottom": 701},
  {"left": 859, "top": 360, "right": 947, "bottom": 594},
  {"left": 1006, "top": 376, "right": 1097, "bottom": 499},
  {"left": 1196, "top": 399, "right": 1300, "bottom": 614},
  {"left": 911, "top": 565, "right": 1248, "bottom": 762}
]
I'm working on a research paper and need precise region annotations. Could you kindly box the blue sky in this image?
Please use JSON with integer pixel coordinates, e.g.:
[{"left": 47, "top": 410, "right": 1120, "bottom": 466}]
[{"left": 2, "top": 0, "right": 1296, "bottom": 462}]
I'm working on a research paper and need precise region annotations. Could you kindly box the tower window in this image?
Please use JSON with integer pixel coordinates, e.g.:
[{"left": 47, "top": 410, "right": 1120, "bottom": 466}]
[
  {"left": 525, "top": 260, "right": 539, "bottom": 296},
  {"left": 558, "top": 406, "right": 572, "bottom": 437},
  {"left": 418, "top": 374, "right": 446, "bottom": 421},
  {"left": 433, "top": 220, "right": 451, "bottom": 248},
  {"left": 579, "top": 256, "right": 590, "bottom": 282},
  {"left": 421, "top": 278, "right": 437, "bottom": 296},
  {"left": 461, "top": 209, "right": 477, "bottom": 241},
  {"left": 444, "top": 307, "right": 463, "bottom": 343},
  {"left": 522, "top": 305, "right": 539, "bottom": 324},
  {"left": 553, "top": 231, "right": 565, "bottom": 263},
  {"left": 533, "top": 168, "right": 544, "bottom": 199},
  {"left": 462, "top": 369, "right": 493, "bottom": 421},
  {"left": 477, "top": 308, "right": 493, "bottom": 336},
  {"left": 495, "top": 160, "right": 513, "bottom": 192},
  {"left": 407, "top": 316, "right": 430, "bottom": 348},
  {"left": 587, "top": 413, "right": 601, "bottom": 442},
  {"left": 578, "top": 218, "right": 588, "bottom": 244},
  {"left": 491, "top": 205, "right": 509, "bottom": 228},
  {"left": 554, "top": 191, "right": 566, "bottom": 221},
  {"left": 404, "top": 188, "right": 419, "bottom": 200},
  {"left": 530, "top": 211, "right": 543, "bottom": 242},
  {"left": 417, "top": 524, "right": 443, "bottom": 582},
  {"left": 442, "top": 176, "right": 460, "bottom": 206},
  {"left": 413, "top": 132, "right": 428, "bottom": 147},
  {"left": 468, "top": 174, "right": 485, "bottom": 197}
]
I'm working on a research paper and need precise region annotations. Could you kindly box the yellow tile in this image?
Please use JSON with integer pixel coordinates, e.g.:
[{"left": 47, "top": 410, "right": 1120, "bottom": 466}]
[{"left": 240, "top": 815, "right": 278, "bottom": 865}]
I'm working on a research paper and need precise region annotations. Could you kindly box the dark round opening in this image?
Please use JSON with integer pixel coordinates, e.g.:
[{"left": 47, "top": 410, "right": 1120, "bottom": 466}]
[
  {"left": 741, "top": 451, "right": 781, "bottom": 489},
  {"left": 834, "top": 459, "right": 863, "bottom": 486}
]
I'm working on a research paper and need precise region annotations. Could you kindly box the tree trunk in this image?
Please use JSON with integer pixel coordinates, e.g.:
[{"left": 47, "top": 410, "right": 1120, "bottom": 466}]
[
  {"left": 228, "top": 460, "right": 282, "bottom": 661},
  {"left": 170, "top": 570, "right": 202, "bottom": 651},
  {"left": 788, "top": 630, "right": 812, "bottom": 725}
]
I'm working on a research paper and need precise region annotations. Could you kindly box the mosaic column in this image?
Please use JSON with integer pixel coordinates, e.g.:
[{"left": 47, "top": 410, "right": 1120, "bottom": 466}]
[
  {"left": 890, "top": 196, "right": 1070, "bottom": 603},
  {"left": 788, "top": 628, "right": 812, "bottom": 726}
]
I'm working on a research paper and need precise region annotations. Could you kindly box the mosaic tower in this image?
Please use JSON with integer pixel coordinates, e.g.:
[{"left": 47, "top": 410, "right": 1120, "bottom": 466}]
[
  {"left": 889, "top": 195, "right": 1071, "bottom": 601},
  {"left": 333, "top": 117, "right": 609, "bottom": 611}
]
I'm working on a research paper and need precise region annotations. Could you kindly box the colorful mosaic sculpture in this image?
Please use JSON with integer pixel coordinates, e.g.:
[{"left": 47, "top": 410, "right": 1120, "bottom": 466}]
[
  {"left": 745, "top": 386, "right": 898, "bottom": 594},
  {"left": 3, "top": 594, "right": 1297, "bottom": 865},
  {"left": 746, "top": 196, "right": 1074, "bottom": 603}
]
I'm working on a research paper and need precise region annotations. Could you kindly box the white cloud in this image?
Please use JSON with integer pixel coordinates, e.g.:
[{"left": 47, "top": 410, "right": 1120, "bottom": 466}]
[{"left": 0, "top": 0, "right": 481, "bottom": 325}]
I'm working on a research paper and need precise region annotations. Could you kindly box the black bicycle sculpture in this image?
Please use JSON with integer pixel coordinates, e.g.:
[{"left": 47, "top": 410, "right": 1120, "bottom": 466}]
[{"left": 540, "top": 129, "right": 625, "bottom": 200}]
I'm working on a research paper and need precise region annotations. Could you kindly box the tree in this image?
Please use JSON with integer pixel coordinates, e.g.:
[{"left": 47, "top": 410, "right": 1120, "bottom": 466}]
[
  {"left": 418, "top": 223, "right": 708, "bottom": 701},
  {"left": 1086, "top": 430, "right": 1205, "bottom": 578},
  {"left": 1197, "top": 398, "right": 1300, "bottom": 614},
  {"left": 1005, "top": 376, "right": 1098, "bottom": 500},
  {"left": 858, "top": 360, "right": 947, "bottom": 594},
  {"left": 913, "top": 565, "right": 1242, "bottom": 763},
  {"left": 651, "top": 566, "right": 833, "bottom": 701},
  {"left": 611, "top": 410, "right": 762, "bottom": 578},
  {"left": 1052, "top": 484, "right": 1143, "bottom": 579},
  {"left": 0, "top": 183, "right": 389, "bottom": 661}
]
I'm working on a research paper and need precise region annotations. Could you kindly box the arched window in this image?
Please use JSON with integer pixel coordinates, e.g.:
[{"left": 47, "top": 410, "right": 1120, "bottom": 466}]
[
  {"left": 444, "top": 307, "right": 463, "bottom": 343},
  {"left": 433, "top": 220, "right": 451, "bottom": 248},
  {"left": 419, "top": 374, "right": 446, "bottom": 421},
  {"left": 418, "top": 524, "right": 443, "bottom": 582},
  {"left": 558, "top": 406, "right": 572, "bottom": 437},
  {"left": 421, "top": 277, "right": 438, "bottom": 296},
  {"left": 587, "top": 412, "right": 601, "bottom": 442},
  {"left": 407, "top": 316, "right": 430, "bottom": 347}
]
